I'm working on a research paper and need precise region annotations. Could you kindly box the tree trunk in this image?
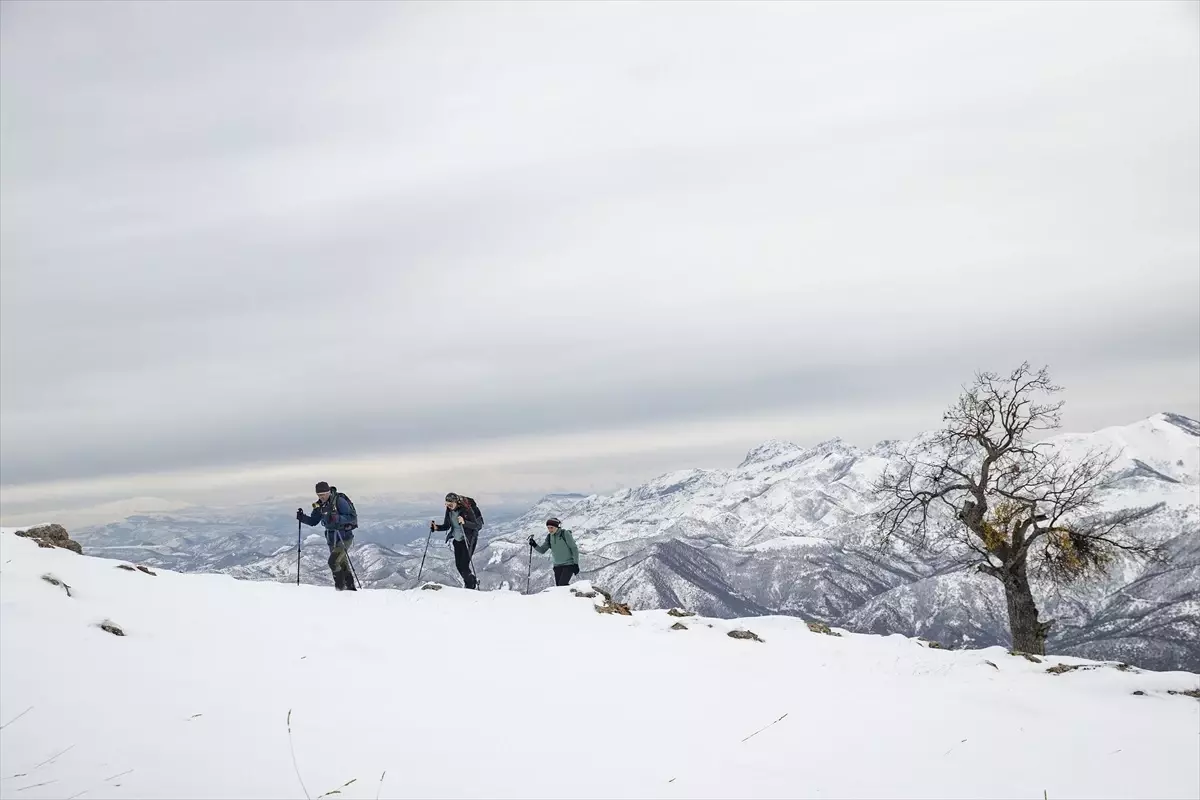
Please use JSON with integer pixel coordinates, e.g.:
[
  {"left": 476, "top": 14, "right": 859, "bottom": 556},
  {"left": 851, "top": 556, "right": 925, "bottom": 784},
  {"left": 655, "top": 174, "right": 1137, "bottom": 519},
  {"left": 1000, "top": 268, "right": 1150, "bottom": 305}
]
[{"left": 1003, "top": 566, "right": 1052, "bottom": 655}]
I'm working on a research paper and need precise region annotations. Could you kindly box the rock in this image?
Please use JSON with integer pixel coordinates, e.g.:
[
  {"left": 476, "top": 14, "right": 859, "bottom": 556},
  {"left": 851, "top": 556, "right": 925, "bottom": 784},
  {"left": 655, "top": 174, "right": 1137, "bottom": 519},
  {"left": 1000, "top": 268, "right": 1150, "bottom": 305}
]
[
  {"left": 14, "top": 524, "right": 83, "bottom": 555},
  {"left": 1168, "top": 688, "right": 1200, "bottom": 700},
  {"left": 807, "top": 621, "right": 842, "bottom": 637},
  {"left": 1009, "top": 651, "right": 1043, "bottom": 663},
  {"left": 728, "top": 629, "right": 764, "bottom": 642},
  {"left": 670, "top": 622, "right": 688, "bottom": 631},
  {"left": 594, "top": 598, "right": 632, "bottom": 616},
  {"left": 1046, "top": 663, "right": 1087, "bottom": 675},
  {"left": 1047, "top": 662, "right": 1130, "bottom": 675},
  {"left": 98, "top": 620, "right": 125, "bottom": 636},
  {"left": 116, "top": 564, "right": 136, "bottom": 571},
  {"left": 918, "top": 637, "right": 946, "bottom": 649},
  {"left": 588, "top": 585, "right": 632, "bottom": 615},
  {"left": 1133, "top": 690, "right": 1147, "bottom": 696},
  {"left": 983, "top": 660, "right": 999, "bottom": 670},
  {"left": 421, "top": 583, "right": 443, "bottom": 591},
  {"left": 135, "top": 565, "right": 157, "bottom": 576},
  {"left": 40, "top": 573, "right": 72, "bottom": 597},
  {"left": 667, "top": 608, "right": 695, "bottom": 618},
  {"left": 570, "top": 588, "right": 597, "bottom": 599}
]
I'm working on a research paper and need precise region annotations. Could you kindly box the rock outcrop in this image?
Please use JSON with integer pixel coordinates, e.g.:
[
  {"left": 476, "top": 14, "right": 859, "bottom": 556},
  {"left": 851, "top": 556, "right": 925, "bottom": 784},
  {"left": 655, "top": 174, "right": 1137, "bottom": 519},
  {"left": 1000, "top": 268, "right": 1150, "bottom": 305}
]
[{"left": 15, "top": 524, "right": 84, "bottom": 555}]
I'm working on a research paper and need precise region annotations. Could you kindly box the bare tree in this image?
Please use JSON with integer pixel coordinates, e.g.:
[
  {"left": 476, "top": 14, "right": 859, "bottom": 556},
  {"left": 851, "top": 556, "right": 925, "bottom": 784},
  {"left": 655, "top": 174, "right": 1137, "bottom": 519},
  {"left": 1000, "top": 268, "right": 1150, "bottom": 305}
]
[{"left": 872, "top": 363, "right": 1164, "bottom": 655}]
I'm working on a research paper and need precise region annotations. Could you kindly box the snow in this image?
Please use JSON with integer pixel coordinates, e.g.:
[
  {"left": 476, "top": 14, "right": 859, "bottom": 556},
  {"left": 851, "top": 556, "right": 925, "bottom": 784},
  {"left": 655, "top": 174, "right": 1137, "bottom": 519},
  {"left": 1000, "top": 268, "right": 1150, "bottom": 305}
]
[
  {"left": 1, "top": 533, "right": 1197, "bottom": 800},
  {"left": 1050, "top": 413, "right": 1199, "bottom": 487}
]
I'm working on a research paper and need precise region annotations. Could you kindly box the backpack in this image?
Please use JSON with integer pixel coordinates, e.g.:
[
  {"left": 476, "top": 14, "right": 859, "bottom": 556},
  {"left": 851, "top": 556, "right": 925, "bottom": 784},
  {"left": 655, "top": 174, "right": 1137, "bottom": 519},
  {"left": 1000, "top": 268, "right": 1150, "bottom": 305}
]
[
  {"left": 329, "top": 486, "right": 359, "bottom": 530},
  {"left": 457, "top": 494, "right": 484, "bottom": 529}
]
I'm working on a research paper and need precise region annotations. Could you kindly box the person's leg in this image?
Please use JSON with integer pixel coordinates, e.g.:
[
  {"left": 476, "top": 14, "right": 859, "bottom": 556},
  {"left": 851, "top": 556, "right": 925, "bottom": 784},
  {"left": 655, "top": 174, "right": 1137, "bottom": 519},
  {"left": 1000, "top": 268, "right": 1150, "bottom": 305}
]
[
  {"left": 453, "top": 538, "right": 476, "bottom": 589},
  {"left": 336, "top": 539, "right": 356, "bottom": 590},
  {"left": 465, "top": 531, "right": 478, "bottom": 589},
  {"left": 553, "top": 565, "right": 572, "bottom": 586},
  {"left": 328, "top": 544, "right": 345, "bottom": 590}
]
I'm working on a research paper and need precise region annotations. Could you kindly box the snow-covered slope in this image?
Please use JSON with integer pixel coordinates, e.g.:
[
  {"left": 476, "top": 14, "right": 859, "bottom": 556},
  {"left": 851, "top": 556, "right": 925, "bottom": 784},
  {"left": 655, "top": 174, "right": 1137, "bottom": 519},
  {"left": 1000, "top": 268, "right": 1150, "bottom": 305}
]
[{"left": 1, "top": 533, "right": 1197, "bottom": 800}]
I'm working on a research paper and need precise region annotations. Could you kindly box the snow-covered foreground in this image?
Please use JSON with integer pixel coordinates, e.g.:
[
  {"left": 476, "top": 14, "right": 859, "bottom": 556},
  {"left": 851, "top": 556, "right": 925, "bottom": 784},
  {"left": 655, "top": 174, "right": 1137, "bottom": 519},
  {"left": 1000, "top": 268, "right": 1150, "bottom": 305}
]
[{"left": 1, "top": 533, "right": 1197, "bottom": 800}]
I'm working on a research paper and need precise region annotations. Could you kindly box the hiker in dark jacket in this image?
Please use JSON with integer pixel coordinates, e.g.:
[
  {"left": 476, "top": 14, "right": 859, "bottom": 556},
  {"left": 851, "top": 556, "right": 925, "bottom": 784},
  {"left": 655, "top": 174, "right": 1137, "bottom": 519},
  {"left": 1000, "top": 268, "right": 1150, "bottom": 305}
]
[
  {"left": 529, "top": 518, "right": 580, "bottom": 587},
  {"left": 432, "top": 492, "right": 480, "bottom": 590},
  {"left": 297, "top": 481, "right": 357, "bottom": 591}
]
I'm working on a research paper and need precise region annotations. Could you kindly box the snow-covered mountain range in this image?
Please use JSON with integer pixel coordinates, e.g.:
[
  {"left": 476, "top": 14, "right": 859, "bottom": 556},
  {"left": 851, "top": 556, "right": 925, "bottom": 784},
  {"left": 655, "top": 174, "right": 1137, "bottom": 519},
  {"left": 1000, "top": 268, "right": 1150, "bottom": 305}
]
[{"left": 72, "top": 414, "right": 1200, "bottom": 671}]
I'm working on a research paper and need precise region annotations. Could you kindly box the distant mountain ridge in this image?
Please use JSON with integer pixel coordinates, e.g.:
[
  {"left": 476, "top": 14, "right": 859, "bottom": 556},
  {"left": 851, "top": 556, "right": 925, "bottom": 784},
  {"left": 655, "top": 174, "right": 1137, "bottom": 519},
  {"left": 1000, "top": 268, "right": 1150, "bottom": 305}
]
[{"left": 74, "top": 413, "right": 1200, "bottom": 670}]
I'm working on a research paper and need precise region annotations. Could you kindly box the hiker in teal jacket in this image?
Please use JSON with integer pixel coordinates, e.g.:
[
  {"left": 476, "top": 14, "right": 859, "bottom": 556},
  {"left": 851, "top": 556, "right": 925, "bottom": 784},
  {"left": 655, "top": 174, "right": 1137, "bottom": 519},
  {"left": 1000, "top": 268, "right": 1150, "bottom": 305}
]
[{"left": 528, "top": 517, "right": 580, "bottom": 587}]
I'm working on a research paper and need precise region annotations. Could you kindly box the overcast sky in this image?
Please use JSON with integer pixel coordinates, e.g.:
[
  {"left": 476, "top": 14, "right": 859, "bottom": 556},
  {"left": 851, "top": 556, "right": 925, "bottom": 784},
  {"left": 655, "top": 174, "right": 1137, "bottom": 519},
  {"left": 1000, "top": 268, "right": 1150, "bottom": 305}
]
[{"left": 2, "top": 0, "right": 1198, "bottom": 527}]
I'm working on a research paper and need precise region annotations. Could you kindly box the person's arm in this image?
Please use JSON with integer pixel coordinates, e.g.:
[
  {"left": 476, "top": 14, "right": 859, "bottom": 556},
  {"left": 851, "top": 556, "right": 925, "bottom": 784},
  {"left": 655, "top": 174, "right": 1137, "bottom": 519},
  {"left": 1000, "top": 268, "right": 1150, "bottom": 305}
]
[
  {"left": 532, "top": 534, "right": 550, "bottom": 554},
  {"left": 297, "top": 507, "right": 319, "bottom": 526},
  {"left": 433, "top": 508, "right": 451, "bottom": 532},
  {"left": 460, "top": 506, "right": 481, "bottom": 534},
  {"left": 564, "top": 530, "right": 580, "bottom": 564}
]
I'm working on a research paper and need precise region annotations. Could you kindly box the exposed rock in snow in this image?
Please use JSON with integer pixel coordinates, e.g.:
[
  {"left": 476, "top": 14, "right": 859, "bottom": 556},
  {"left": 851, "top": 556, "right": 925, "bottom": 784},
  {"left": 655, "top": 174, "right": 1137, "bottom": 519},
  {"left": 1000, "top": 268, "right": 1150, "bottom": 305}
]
[{"left": 15, "top": 523, "right": 83, "bottom": 555}]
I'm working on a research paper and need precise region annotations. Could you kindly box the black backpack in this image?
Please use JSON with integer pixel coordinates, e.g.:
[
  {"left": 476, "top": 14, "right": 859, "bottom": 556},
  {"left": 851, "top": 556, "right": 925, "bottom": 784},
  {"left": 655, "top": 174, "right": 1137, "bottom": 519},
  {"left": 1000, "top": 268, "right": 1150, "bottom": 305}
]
[
  {"left": 329, "top": 486, "right": 359, "bottom": 530},
  {"left": 457, "top": 494, "right": 484, "bottom": 528}
]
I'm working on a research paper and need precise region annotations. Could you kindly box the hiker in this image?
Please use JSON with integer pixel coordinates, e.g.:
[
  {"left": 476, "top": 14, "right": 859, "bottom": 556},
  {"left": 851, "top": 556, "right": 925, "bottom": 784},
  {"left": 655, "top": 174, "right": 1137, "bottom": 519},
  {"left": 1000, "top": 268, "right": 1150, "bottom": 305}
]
[
  {"left": 297, "top": 481, "right": 358, "bottom": 591},
  {"left": 528, "top": 518, "right": 580, "bottom": 587},
  {"left": 432, "top": 492, "right": 481, "bottom": 590}
]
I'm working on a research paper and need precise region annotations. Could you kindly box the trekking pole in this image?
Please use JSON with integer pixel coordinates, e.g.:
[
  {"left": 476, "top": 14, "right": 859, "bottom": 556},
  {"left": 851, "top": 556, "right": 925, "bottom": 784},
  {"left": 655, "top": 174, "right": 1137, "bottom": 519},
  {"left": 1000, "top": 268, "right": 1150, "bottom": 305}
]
[
  {"left": 416, "top": 525, "right": 434, "bottom": 585},
  {"left": 337, "top": 530, "right": 362, "bottom": 589},
  {"left": 525, "top": 542, "right": 533, "bottom": 594},
  {"left": 296, "top": 512, "right": 303, "bottom": 586}
]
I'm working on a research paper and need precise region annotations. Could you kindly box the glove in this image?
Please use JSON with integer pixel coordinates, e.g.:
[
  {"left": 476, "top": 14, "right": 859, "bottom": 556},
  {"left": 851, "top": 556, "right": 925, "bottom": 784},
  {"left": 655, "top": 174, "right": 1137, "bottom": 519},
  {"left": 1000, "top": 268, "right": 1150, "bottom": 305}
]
[
  {"left": 572, "top": 564, "right": 580, "bottom": 575},
  {"left": 430, "top": 521, "right": 436, "bottom": 532},
  {"left": 296, "top": 509, "right": 306, "bottom": 522}
]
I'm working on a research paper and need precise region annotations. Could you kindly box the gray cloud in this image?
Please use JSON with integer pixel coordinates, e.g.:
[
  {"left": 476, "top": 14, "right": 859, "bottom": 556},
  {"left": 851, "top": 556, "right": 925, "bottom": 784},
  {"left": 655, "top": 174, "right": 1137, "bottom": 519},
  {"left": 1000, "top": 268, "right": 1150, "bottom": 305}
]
[{"left": 2, "top": 1, "right": 1197, "bottom": 510}]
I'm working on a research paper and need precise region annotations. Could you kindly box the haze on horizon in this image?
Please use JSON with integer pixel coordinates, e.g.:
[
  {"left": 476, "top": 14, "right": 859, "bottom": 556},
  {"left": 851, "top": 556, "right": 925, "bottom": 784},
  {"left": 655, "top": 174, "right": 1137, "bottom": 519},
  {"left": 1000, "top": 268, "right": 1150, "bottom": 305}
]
[{"left": 1, "top": 0, "right": 1197, "bottom": 528}]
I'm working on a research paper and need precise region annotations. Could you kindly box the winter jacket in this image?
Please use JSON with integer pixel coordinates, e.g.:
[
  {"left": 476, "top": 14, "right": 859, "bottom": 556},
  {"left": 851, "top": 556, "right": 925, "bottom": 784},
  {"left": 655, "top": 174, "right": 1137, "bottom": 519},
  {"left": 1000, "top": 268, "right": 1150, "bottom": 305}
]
[
  {"left": 533, "top": 528, "right": 579, "bottom": 567},
  {"left": 300, "top": 494, "right": 357, "bottom": 547},
  {"left": 435, "top": 503, "right": 481, "bottom": 542}
]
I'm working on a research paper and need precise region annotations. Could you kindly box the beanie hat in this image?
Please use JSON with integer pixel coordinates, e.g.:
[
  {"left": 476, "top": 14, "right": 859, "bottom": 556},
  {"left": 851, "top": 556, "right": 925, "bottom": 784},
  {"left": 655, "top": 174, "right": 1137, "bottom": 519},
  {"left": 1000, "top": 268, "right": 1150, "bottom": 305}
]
[
  {"left": 315, "top": 481, "right": 331, "bottom": 493},
  {"left": 546, "top": 517, "right": 561, "bottom": 528},
  {"left": 445, "top": 492, "right": 459, "bottom": 502}
]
